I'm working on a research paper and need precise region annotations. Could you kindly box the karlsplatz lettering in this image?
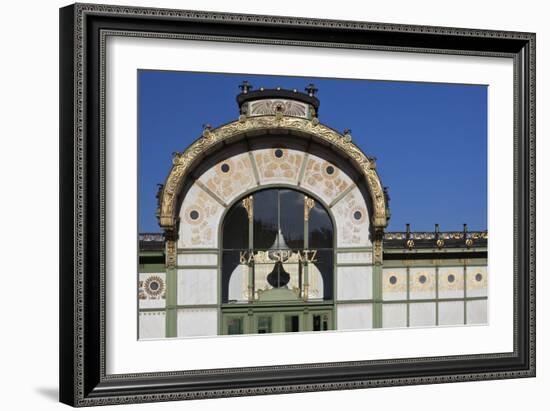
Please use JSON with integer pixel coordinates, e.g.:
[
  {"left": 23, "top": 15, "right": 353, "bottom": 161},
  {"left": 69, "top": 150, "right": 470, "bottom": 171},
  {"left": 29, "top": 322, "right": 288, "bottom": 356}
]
[{"left": 239, "top": 250, "right": 318, "bottom": 264}]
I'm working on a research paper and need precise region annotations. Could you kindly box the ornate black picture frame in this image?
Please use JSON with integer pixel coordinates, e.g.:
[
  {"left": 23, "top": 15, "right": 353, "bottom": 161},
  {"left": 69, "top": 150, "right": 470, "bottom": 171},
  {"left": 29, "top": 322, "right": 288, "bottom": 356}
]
[{"left": 59, "top": 3, "right": 535, "bottom": 407}]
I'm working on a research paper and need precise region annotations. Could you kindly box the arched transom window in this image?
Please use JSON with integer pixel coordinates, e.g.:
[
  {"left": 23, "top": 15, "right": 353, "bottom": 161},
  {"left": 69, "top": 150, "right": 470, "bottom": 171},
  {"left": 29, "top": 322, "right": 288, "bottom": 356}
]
[{"left": 221, "top": 188, "right": 334, "bottom": 303}]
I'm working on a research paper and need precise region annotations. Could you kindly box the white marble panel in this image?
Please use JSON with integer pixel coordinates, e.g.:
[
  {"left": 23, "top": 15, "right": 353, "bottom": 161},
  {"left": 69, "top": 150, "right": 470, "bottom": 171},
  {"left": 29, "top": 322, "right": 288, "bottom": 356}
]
[
  {"left": 336, "top": 266, "right": 372, "bottom": 300},
  {"left": 336, "top": 251, "right": 372, "bottom": 265},
  {"left": 300, "top": 153, "right": 354, "bottom": 205},
  {"left": 177, "top": 308, "right": 218, "bottom": 337},
  {"left": 382, "top": 268, "right": 407, "bottom": 301},
  {"left": 177, "top": 253, "right": 218, "bottom": 267},
  {"left": 438, "top": 301, "right": 464, "bottom": 326},
  {"left": 178, "top": 184, "right": 225, "bottom": 249},
  {"left": 332, "top": 186, "right": 371, "bottom": 248},
  {"left": 466, "top": 266, "right": 488, "bottom": 297},
  {"left": 409, "top": 267, "right": 436, "bottom": 299},
  {"left": 197, "top": 152, "right": 256, "bottom": 204},
  {"left": 138, "top": 311, "right": 166, "bottom": 339},
  {"left": 437, "top": 267, "right": 464, "bottom": 299},
  {"left": 138, "top": 272, "right": 166, "bottom": 309},
  {"left": 382, "top": 303, "right": 407, "bottom": 329},
  {"left": 177, "top": 269, "right": 217, "bottom": 305},
  {"left": 336, "top": 303, "right": 373, "bottom": 330},
  {"left": 139, "top": 298, "right": 166, "bottom": 309},
  {"left": 253, "top": 148, "right": 304, "bottom": 185},
  {"left": 409, "top": 302, "right": 436, "bottom": 327},
  {"left": 466, "top": 300, "right": 488, "bottom": 325}
]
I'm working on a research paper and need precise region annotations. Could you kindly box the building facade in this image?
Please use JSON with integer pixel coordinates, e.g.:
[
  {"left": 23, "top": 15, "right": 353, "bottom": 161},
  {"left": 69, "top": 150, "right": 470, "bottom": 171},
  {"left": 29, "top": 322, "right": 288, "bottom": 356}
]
[{"left": 138, "top": 84, "right": 488, "bottom": 339}]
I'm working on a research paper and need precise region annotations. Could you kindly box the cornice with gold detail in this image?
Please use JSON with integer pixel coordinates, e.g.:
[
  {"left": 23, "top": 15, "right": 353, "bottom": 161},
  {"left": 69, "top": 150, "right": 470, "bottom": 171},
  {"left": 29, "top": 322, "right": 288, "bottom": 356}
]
[{"left": 158, "top": 115, "right": 388, "bottom": 230}]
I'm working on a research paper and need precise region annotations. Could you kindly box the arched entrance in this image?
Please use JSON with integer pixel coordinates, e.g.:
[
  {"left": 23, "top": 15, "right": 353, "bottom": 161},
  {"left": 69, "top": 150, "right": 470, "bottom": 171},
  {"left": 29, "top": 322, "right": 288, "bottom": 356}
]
[
  {"left": 155, "top": 88, "right": 387, "bottom": 337},
  {"left": 220, "top": 187, "right": 334, "bottom": 334},
  {"left": 164, "top": 140, "right": 377, "bottom": 337}
]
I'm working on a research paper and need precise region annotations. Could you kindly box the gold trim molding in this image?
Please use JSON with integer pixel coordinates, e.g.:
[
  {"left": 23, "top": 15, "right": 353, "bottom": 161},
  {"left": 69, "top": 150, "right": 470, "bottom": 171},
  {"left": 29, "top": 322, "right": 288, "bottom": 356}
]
[
  {"left": 304, "top": 196, "right": 315, "bottom": 221},
  {"left": 165, "top": 239, "right": 177, "bottom": 268},
  {"left": 242, "top": 196, "right": 254, "bottom": 221},
  {"left": 159, "top": 115, "right": 388, "bottom": 231}
]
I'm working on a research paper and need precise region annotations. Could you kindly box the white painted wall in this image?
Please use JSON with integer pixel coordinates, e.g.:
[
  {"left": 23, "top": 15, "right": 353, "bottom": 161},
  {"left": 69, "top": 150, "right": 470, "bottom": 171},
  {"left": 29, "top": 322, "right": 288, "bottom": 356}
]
[{"left": 2, "top": 0, "right": 547, "bottom": 410}]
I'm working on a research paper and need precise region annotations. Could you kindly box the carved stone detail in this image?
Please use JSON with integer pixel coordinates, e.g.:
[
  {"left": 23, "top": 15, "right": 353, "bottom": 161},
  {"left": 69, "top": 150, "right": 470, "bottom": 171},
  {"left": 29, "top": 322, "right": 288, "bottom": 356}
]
[
  {"left": 165, "top": 239, "right": 177, "bottom": 268},
  {"left": 247, "top": 99, "right": 309, "bottom": 118},
  {"left": 159, "top": 115, "right": 387, "bottom": 231}
]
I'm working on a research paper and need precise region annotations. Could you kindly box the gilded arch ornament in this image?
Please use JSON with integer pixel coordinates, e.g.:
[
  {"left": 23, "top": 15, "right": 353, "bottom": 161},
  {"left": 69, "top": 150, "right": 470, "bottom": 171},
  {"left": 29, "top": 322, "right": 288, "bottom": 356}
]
[{"left": 158, "top": 115, "right": 388, "bottom": 232}]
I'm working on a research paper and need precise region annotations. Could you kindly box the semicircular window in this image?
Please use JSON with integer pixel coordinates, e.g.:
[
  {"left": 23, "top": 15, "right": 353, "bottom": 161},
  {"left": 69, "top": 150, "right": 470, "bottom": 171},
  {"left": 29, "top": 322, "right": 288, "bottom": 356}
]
[{"left": 221, "top": 188, "right": 334, "bottom": 303}]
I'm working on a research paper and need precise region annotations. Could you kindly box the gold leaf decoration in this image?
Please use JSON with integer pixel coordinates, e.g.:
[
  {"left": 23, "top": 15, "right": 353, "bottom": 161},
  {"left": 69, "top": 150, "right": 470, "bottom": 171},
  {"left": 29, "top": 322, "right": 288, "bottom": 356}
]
[{"left": 159, "top": 115, "right": 387, "bottom": 231}]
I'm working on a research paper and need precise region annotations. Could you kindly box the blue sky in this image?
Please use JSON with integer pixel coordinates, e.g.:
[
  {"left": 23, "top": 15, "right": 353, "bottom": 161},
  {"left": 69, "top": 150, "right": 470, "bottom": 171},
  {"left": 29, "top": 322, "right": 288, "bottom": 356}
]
[{"left": 138, "top": 70, "right": 487, "bottom": 233}]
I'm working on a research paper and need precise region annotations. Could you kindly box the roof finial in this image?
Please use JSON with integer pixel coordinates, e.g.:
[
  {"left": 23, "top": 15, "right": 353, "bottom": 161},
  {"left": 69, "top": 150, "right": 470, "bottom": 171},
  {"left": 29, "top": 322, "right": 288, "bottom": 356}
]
[
  {"left": 239, "top": 80, "right": 253, "bottom": 94},
  {"left": 305, "top": 83, "right": 318, "bottom": 97}
]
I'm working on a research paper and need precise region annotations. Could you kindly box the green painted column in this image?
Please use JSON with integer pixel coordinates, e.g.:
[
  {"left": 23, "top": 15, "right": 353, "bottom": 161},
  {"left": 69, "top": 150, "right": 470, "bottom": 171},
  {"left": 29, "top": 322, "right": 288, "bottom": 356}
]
[
  {"left": 372, "top": 233, "right": 384, "bottom": 328},
  {"left": 372, "top": 264, "right": 383, "bottom": 328},
  {"left": 165, "top": 238, "right": 178, "bottom": 338},
  {"left": 165, "top": 267, "right": 177, "bottom": 337}
]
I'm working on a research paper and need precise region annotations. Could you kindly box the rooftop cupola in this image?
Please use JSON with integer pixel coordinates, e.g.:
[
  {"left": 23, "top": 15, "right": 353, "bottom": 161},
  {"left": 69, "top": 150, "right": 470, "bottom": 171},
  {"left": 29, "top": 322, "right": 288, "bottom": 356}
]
[{"left": 236, "top": 81, "right": 320, "bottom": 119}]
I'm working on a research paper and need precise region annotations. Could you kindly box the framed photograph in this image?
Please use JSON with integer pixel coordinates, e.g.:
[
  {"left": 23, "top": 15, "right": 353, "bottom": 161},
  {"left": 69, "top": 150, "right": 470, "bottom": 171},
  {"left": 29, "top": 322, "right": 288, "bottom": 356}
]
[{"left": 59, "top": 3, "right": 535, "bottom": 407}]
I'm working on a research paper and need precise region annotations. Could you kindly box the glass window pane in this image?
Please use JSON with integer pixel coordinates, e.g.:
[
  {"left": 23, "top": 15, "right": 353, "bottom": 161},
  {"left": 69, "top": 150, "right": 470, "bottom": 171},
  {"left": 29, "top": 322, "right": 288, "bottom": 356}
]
[
  {"left": 222, "top": 203, "right": 249, "bottom": 249},
  {"left": 222, "top": 188, "right": 335, "bottom": 303},
  {"left": 257, "top": 316, "right": 272, "bottom": 334},
  {"left": 253, "top": 190, "right": 278, "bottom": 250},
  {"left": 308, "top": 201, "right": 333, "bottom": 249},
  {"left": 279, "top": 189, "right": 305, "bottom": 249},
  {"left": 227, "top": 317, "right": 243, "bottom": 335},
  {"left": 313, "top": 314, "right": 330, "bottom": 331},
  {"left": 284, "top": 314, "right": 300, "bottom": 332},
  {"left": 313, "top": 314, "right": 321, "bottom": 331},
  {"left": 311, "top": 249, "right": 333, "bottom": 300},
  {"left": 221, "top": 250, "right": 246, "bottom": 303}
]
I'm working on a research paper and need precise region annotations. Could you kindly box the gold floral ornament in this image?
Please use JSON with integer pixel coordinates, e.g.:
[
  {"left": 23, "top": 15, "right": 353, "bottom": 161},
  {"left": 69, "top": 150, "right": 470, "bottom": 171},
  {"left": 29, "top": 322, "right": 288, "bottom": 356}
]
[
  {"left": 143, "top": 275, "right": 165, "bottom": 298},
  {"left": 242, "top": 196, "right": 253, "bottom": 221},
  {"left": 304, "top": 196, "right": 315, "bottom": 221},
  {"left": 158, "top": 115, "right": 387, "bottom": 232}
]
